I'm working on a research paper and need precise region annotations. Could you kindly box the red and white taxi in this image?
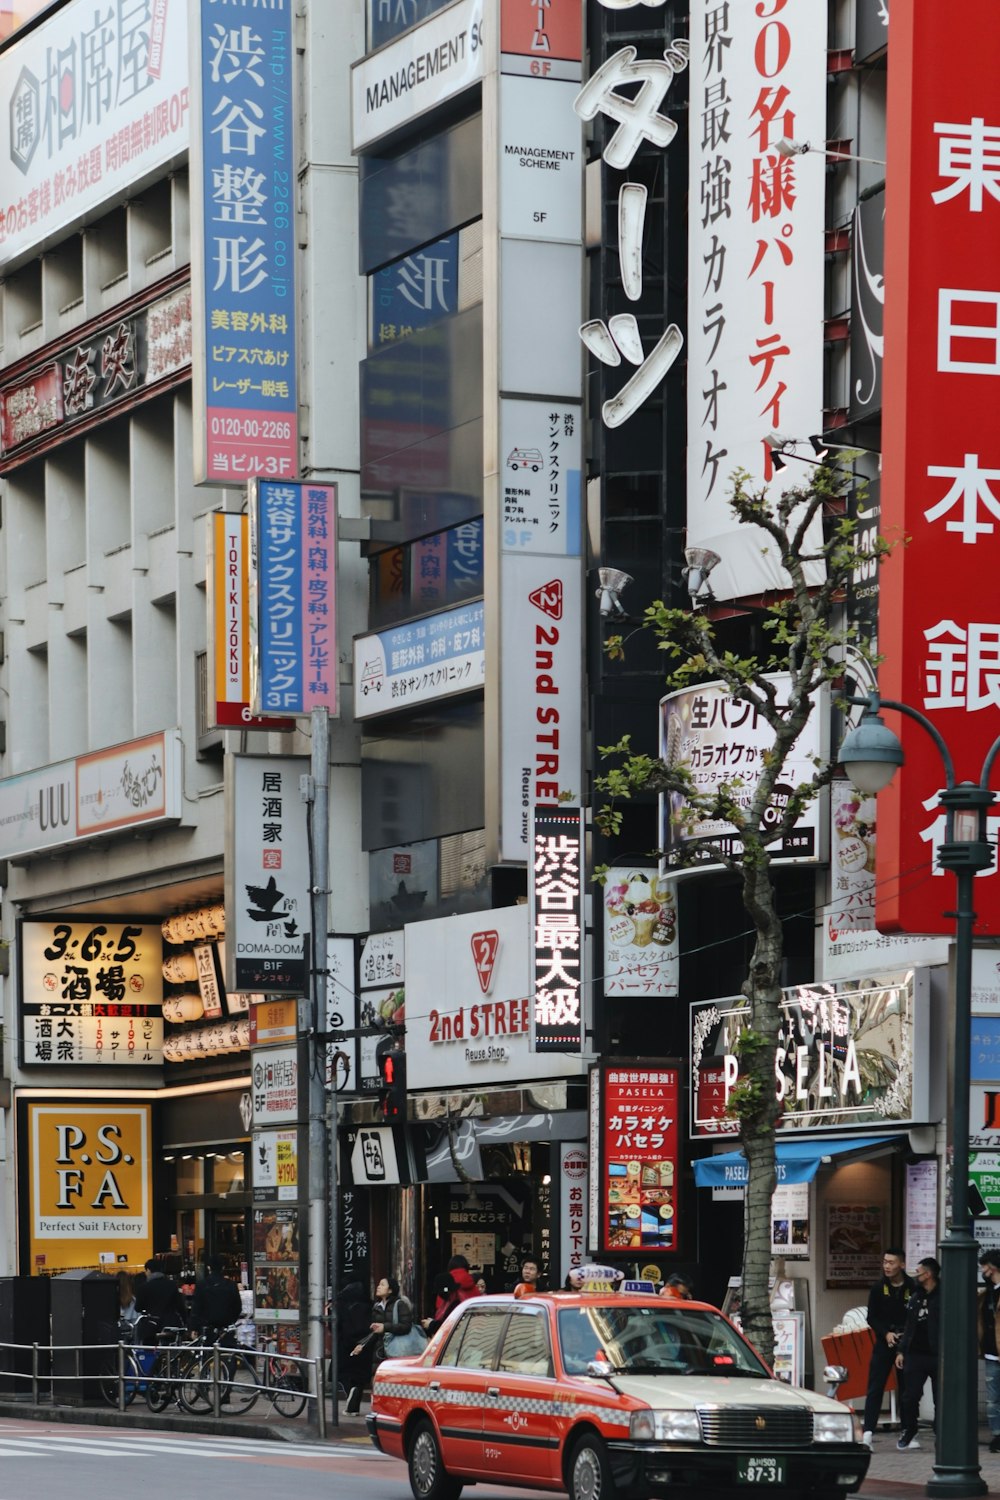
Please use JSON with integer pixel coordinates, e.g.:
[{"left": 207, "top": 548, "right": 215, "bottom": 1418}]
[{"left": 367, "top": 1287, "right": 870, "bottom": 1500}]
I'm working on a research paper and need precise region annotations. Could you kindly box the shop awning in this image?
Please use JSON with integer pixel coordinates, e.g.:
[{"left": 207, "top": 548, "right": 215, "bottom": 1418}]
[{"left": 692, "top": 1136, "right": 896, "bottom": 1188}]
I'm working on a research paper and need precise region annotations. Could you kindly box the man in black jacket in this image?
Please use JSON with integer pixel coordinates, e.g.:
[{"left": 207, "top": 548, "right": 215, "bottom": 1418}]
[
  {"left": 861, "top": 1246, "right": 915, "bottom": 1446},
  {"left": 134, "top": 1256, "right": 188, "bottom": 1331},
  {"left": 895, "top": 1256, "right": 941, "bottom": 1451},
  {"left": 191, "top": 1256, "right": 243, "bottom": 1335}
]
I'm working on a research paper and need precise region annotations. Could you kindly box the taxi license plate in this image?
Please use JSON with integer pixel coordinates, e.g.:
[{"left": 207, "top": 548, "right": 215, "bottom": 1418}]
[{"left": 737, "top": 1456, "right": 786, "bottom": 1485}]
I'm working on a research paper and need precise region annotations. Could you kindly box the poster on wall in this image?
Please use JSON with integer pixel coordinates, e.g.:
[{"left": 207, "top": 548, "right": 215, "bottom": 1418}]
[
  {"left": 252, "top": 1207, "right": 300, "bottom": 1323},
  {"left": 826, "top": 1204, "right": 883, "bottom": 1289},
  {"left": 905, "top": 1158, "right": 938, "bottom": 1270},
  {"left": 27, "top": 1103, "right": 153, "bottom": 1273},
  {"left": 602, "top": 867, "right": 678, "bottom": 998},
  {"left": 252, "top": 1127, "right": 298, "bottom": 1203},
  {"left": 771, "top": 1182, "right": 809, "bottom": 1259},
  {"left": 592, "top": 1063, "right": 680, "bottom": 1255}
]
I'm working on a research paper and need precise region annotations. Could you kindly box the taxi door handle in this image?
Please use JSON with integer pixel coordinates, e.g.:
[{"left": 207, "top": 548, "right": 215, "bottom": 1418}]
[
  {"left": 429, "top": 1381, "right": 441, "bottom": 1393},
  {"left": 487, "top": 1387, "right": 500, "bottom": 1398}
]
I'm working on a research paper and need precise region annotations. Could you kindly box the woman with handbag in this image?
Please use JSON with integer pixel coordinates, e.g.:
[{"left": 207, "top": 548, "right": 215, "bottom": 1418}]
[{"left": 350, "top": 1275, "right": 426, "bottom": 1409}]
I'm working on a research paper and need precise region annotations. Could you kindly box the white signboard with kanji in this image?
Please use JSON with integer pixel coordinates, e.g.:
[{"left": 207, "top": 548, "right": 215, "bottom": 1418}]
[{"left": 251, "top": 1045, "right": 298, "bottom": 1126}]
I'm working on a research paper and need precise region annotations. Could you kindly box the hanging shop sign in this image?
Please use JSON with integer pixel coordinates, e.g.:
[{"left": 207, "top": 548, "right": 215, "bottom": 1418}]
[
  {"left": 252, "top": 1127, "right": 298, "bottom": 1204},
  {"left": 358, "top": 931, "right": 403, "bottom": 1094},
  {"left": 974, "top": 951, "right": 1000, "bottom": 1015},
  {"left": 559, "top": 1144, "right": 588, "bottom": 1283},
  {"left": 879, "top": 1, "right": 1000, "bottom": 934},
  {"left": 249, "top": 998, "right": 298, "bottom": 1048},
  {"left": 350, "top": 1126, "right": 402, "bottom": 1186},
  {"left": 249, "top": 480, "right": 339, "bottom": 718},
  {"left": 27, "top": 1102, "right": 153, "bottom": 1273},
  {"left": 208, "top": 513, "right": 294, "bottom": 732},
  {"left": 588, "top": 1062, "right": 680, "bottom": 1257},
  {"left": 327, "top": 935, "right": 360, "bottom": 1094},
  {"left": 691, "top": 969, "right": 930, "bottom": 1138},
  {"left": 191, "top": 0, "right": 297, "bottom": 484},
  {"left": 18, "top": 917, "right": 163, "bottom": 1068},
  {"left": 351, "top": 0, "right": 486, "bottom": 152},
  {"left": 659, "top": 676, "right": 828, "bottom": 875},
  {"left": 499, "top": 402, "right": 582, "bottom": 556},
  {"left": 529, "top": 805, "right": 584, "bottom": 1054},
  {"left": 686, "top": 0, "right": 826, "bottom": 601},
  {"left": 500, "top": 0, "right": 581, "bottom": 80},
  {"left": 353, "top": 599, "right": 484, "bottom": 720},
  {"left": 250, "top": 1044, "right": 298, "bottom": 1126},
  {"left": 0, "top": 730, "right": 183, "bottom": 862},
  {"left": 225, "top": 754, "right": 309, "bottom": 993},
  {"left": 252, "top": 1206, "right": 300, "bottom": 1323},
  {"left": 405, "top": 905, "right": 587, "bottom": 1089},
  {"left": 602, "top": 867, "right": 678, "bottom": 999},
  {"left": 0, "top": 0, "right": 189, "bottom": 271}
]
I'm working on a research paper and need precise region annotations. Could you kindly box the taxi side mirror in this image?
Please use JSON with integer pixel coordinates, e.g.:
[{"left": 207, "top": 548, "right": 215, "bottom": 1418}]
[{"left": 586, "top": 1357, "right": 615, "bottom": 1378}]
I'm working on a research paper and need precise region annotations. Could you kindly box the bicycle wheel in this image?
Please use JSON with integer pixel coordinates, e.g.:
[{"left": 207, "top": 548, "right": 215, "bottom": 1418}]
[
  {"left": 267, "top": 1368, "right": 307, "bottom": 1419},
  {"left": 144, "top": 1352, "right": 172, "bottom": 1413},
  {"left": 98, "top": 1355, "right": 138, "bottom": 1408},
  {"left": 178, "top": 1351, "right": 212, "bottom": 1415},
  {"left": 222, "top": 1352, "right": 260, "bottom": 1415}
]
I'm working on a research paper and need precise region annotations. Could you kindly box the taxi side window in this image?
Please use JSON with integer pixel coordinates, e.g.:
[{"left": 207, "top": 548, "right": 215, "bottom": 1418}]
[
  {"left": 497, "top": 1311, "right": 551, "bottom": 1378},
  {"left": 441, "top": 1310, "right": 507, "bottom": 1370}
]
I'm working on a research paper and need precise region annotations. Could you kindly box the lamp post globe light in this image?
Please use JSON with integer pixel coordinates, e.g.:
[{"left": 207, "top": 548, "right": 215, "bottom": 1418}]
[{"left": 840, "top": 692, "right": 997, "bottom": 1499}]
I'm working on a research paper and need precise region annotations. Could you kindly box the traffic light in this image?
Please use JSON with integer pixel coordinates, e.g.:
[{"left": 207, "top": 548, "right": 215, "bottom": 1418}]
[{"left": 376, "top": 1036, "right": 407, "bottom": 1120}]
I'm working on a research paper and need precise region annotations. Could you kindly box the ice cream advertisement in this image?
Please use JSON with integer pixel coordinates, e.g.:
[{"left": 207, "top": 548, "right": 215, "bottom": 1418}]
[{"left": 603, "top": 867, "right": 679, "bottom": 998}]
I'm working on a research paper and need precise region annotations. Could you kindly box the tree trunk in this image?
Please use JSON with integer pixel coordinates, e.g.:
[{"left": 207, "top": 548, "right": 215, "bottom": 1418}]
[{"left": 738, "top": 854, "right": 784, "bottom": 1369}]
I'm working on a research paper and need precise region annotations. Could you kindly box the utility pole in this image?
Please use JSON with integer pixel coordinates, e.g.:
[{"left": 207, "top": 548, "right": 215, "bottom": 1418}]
[{"left": 305, "top": 706, "right": 333, "bottom": 1430}]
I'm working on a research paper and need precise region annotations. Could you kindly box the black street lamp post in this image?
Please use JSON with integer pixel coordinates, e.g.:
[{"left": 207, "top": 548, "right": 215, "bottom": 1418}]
[{"left": 840, "top": 693, "right": 997, "bottom": 1500}]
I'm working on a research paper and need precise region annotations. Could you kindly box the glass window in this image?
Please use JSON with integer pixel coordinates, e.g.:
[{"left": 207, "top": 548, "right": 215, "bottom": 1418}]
[
  {"left": 557, "top": 1305, "right": 770, "bottom": 1378},
  {"left": 442, "top": 1309, "right": 507, "bottom": 1371},
  {"left": 497, "top": 1311, "right": 551, "bottom": 1377}
]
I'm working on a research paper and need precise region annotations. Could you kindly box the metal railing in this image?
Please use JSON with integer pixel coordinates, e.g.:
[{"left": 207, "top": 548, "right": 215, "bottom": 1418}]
[{"left": 0, "top": 1336, "right": 330, "bottom": 1439}]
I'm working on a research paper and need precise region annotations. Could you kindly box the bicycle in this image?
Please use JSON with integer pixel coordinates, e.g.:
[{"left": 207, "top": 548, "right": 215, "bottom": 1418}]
[
  {"left": 97, "top": 1319, "right": 145, "bottom": 1408},
  {"left": 181, "top": 1324, "right": 261, "bottom": 1416},
  {"left": 144, "top": 1324, "right": 206, "bottom": 1414},
  {"left": 256, "top": 1350, "right": 308, "bottom": 1419}
]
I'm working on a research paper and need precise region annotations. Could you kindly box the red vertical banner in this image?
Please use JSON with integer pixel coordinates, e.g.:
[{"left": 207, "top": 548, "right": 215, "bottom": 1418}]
[
  {"left": 879, "top": 4, "right": 1000, "bottom": 934},
  {"left": 596, "top": 1063, "right": 679, "bottom": 1255}
]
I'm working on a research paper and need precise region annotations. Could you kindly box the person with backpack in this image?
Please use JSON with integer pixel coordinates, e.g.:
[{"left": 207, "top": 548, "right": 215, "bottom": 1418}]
[
  {"left": 191, "top": 1256, "right": 243, "bottom": 1336},
  {"left": 423, "top": 1254, "right": 481, "bottom": 1336}
]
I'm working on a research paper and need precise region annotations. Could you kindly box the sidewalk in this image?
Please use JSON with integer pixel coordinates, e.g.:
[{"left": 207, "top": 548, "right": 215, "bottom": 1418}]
[{"left": 862, "top": 1423, "right": 997, "bottom": 1494}]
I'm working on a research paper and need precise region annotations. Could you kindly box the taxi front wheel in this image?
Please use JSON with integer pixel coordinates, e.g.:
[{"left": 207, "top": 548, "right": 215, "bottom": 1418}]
[
  {"left": 567, "top": 1433, "right": 612, "bottom": 1500},
  {"left": 407, "top": 1418, "right": 463, "bottom": 1500}
]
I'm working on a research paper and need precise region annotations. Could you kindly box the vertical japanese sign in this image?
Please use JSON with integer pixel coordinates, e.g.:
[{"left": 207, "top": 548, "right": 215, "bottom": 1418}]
[
  {"left": 595, "top": 1063, "right": 679, "bottom": 1256},
  {"left": 529, "top": 805, "right": 584, "bottom": 1053},
  {"left": 225, "top": 755, "right": 309, "bottom": 993},
  {"left": 209, "top": 512, "right": 293, "bottom": 730},
  {"left": 686, "top": 2, "right": 826, "bottom": 601},
  {"left": 559, "top": 1143, "right": 588, "bottom": 1282},
  {"left": 879, "top": 4, "right": 1000, "bottom": 934},
  {"left": 250, "top": 480, "right": 338, "bottom": 718},
  {"left": 192, "top": 0, "right": 297, "bottom": 484}
]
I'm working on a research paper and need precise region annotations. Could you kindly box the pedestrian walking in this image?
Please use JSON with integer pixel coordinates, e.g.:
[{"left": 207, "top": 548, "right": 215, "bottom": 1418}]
[
  {"left": 895, "top": 1256, "right": 940, "bottom": 1451},
  {"left": 661, "top": 1273, "right": 694, "bottom": 1301},
  {"left": 978, "top": 1250, "right": 1000, "bottom": 1453},
  {"left": 423, "top": 1255, "right": 481, "bottom": 1336},
  {"left": 861, "top": 1246, "right": 915, "bottom": 1446}
]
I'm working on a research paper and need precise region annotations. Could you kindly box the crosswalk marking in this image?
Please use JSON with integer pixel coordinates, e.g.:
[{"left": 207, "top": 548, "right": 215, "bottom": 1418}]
[{"left": 0, "top": 1431, "right": 389, "bottom": 1462}]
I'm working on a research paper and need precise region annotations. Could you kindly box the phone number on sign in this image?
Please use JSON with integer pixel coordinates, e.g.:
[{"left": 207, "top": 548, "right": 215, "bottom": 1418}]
[{"left": 209, "top": 416, "right": 293, "bottom": 441}]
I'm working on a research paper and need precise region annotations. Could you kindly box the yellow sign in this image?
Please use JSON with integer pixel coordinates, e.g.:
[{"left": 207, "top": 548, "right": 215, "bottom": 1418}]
[
  {"left": 28, "top": 1103, "right": 153, "bottom": 1272},
  {"left": 250, "top": 998, "right": 298, "bottom": 1046}
]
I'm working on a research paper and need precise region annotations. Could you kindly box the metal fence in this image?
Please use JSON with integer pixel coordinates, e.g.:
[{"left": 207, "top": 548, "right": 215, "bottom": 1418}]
[{"left": 0, "top": 1336, "right": 330, "bottom": 1439}]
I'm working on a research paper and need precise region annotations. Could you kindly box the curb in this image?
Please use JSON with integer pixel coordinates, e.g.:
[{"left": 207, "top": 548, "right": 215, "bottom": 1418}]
[{"left": 0, "top": 1398, "right": 369, "bottom": 1443}]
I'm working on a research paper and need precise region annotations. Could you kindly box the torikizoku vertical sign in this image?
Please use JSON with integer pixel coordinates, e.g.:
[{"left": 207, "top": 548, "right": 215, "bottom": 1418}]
[
  {"left": 250, "top": 480, "right": 339, "bottom": 718},
  {"left": 192, "top": 0, "right": 297, "bottom": 484}
]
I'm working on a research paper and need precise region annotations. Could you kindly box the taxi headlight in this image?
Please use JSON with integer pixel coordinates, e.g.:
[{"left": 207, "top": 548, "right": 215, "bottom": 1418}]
[
  {"left": 630, "top": 1410, "right": 702, "bottom": 1443},
  {"left": 813, "top": 1412, "right": 856, "bottom": 1444}
]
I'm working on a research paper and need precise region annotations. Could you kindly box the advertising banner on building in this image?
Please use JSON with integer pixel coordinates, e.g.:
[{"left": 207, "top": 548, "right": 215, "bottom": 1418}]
[
  {"left": 249, "top": 480, "right": 338, "bottom": 718},
  {"left": 327, "top": 936, "right": 360, "bottom": 1094},
  {"left": 559, "top": 1143, "right": 588, "bottom": 1282},
  {"left": 500, "top": 0, "right": 581, "bottom": 80},
  {"left": 208, "top": 512, "right": 293, "bottom": 731},
  {"left": 252, "top": 1126, "right": 298, "bottom": 1203},
  {"left": 659, "top": 676, "right": 828, "bottom": 874},
  {"left": 19, "top": 917, "right": 163, "bottom": 1068},
  {"left": 405, "top": 905, "right": 587, "bottom": 1090},
  {"left": 0, "top": 283, "right": 191, "bottom": 469},
  {"left": 602, "top": 867, "right": 678, "bottom": 999},
  {"left": 225, "top": 755, "right": 309, "bottom": 993},
  {"left": 499, "top": 402, "right": 582, "bottom": 556},
  {"left": 974, "top": 951, "right": 1000, "bottom": 1015},
  {"left": 879, "top": 3, "right": 1000, "bottom": 934},
  {"left": 0, "top": 730, "right": 183, "bottom": 861},
  {"left": 529, "top": 805, "right": 584, "bottom": 1053},
  {"left": 686, "top": 1, "right": 826, "bottom": 600},
  {"left": 27, "top": 1102, "right": 153, "bottom": 1273},
  {"left": 251, "top": 1044, "right": 298, "bottom": 1126},
  {"left": 0, "top": 0, "right": 188, "bottom": 270},
  {"left": 358, "top": 931, "right": 403, "bottom": 1095},
  {"left": 353, "top": 600, "right": 484, "bottom": 720},
  {"left": 499, "top": 559, "right": 582, "bottom": 862},
  {"left": 691, "top": 969, "right": 930, "bottom": 1138},
  {"left": 823, "top": 782, "right": 948, "bottom": 980},
  {"left": 252, "top": 1206, "right": 300, "bottom": 1322},
  {"left": 191, "top": 0, "right": 297, "bottom": 484},
  {"left": 352, "top": 0, "right": 486, "bottom": 152},
  {"left": 589, "top": 1062, "right": 680, "bottom": 1256}
]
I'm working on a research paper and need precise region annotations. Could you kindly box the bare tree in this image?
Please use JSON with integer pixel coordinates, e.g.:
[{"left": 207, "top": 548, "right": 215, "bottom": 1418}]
[{"left": 595, "top": 461, "right": 885, "bottom": 1363}]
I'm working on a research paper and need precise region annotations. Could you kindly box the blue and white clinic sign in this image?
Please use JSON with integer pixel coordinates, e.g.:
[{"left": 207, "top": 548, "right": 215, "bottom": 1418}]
[
  {"left": 192, "top": 0, "right": 297, "bottom": 484},
  {"left": 250, "top": 481, "right": 339, "bottom": 718},
  {"left": 372, "top": 235, "right": 458, "bottom": 347},
  {"left": 973, "top": 1019, "right": 1000, "bottom": 1083},
  {"left": 354, "top": 601, "right": 485, "bottom": 719}
]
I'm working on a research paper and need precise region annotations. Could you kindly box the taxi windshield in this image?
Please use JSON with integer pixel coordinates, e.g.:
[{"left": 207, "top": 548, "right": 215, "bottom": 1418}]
[{"left": 557, "top": 1304, "right": 770, "bottom": 1378}]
